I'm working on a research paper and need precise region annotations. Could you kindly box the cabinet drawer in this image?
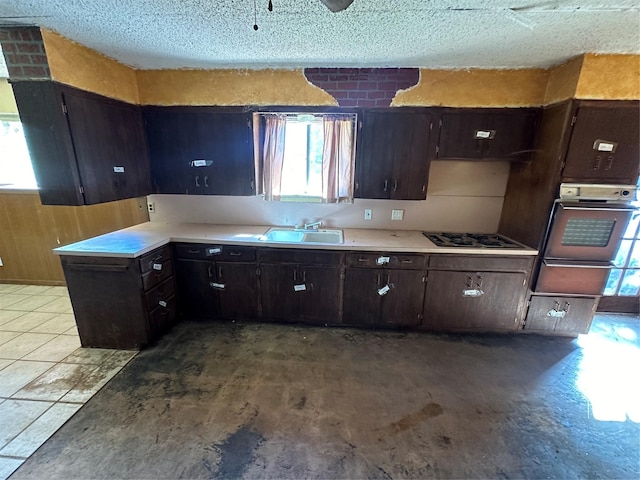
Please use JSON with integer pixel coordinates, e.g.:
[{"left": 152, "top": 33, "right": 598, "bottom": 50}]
[
  {"left": 346, "top": 253, "right": 427, "bottom": 269},
  {"left": 144, "top": 277, "right": 176, "bottom": 312},
  {"left": 148, "top": 294, "right": 177, "bottom": 336},
  {"left": 429, "top": 255, "right": 533, "bottom": 272},
  {"left": 141, "top": 259, "right": 173, "bottom": 291},
  {"left": 174, "top": 243, "right": 256, "bottom": 261},
  {"left": 139, "top": 246, "right": 172, "bottom": 274},
  {"left": 259, "top": 248, "right": 343, "bottom": 265}
]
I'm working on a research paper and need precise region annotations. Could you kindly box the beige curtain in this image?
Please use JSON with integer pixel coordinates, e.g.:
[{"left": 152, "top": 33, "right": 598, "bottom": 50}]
[
  {"left": 321, "top": 115, "right": 354, "bottom": 203},
  {"left": 261, "top": 114, "right": 287, "bottom": 200}
]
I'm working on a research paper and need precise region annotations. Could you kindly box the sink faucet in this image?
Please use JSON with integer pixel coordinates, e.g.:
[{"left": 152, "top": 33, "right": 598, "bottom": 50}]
[{"left": 303, "top": 221, "right": 322, "bottom": 230}]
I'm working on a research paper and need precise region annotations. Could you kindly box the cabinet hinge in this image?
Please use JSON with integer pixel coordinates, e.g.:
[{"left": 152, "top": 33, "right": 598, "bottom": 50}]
[
  {"left": 570, "top": 114, "right": 577, "bottom": 126},
  {"left": 435, "top": 145, "right": 439, "bottom": 155},
  {"left": 422, "top": 275, "right": 427, "bottom": 283},
  {"left": 429, "top": 122, "right": 433, "bottom": 131},
  {"left": 79, "top": 185, "right": 84, "bottom": 194},
  {"left": 256, "top": 267, "right": 261, "bottom": 276},
  {"left": 523, "top": 278, "right": 527, "bottom": 286},
  {"left": 62, "top": 103, "right": 68, "bottom": 115},
  {"left": 340, "top": 272, "right": 345, "bottom": 280},
  {"left": 439, "top": 119, "right": 442, "bottom": 128},
  {"left": 418, "top": 313, "right": 423, "bottom": 321}
]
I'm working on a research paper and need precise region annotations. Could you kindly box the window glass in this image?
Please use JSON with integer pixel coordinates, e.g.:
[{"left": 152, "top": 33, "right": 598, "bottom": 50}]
[{"left": 0, "top": 120, "right": 37, "bottom": 189}]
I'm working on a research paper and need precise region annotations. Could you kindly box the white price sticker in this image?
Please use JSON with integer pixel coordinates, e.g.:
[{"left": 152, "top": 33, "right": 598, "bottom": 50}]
[
  {"left": 475, "top": 130, "right": 491, "bottom": 139},
  {"left": 377, "top": 285, "right": 390, "bottom": 296},
  {"left": 192, "top": 160, "right": 207, "bottom": 167},
  {"left": 547, "top": 309, "right": 566, "bottom": 318},
  {"left": 463, "top": 289, "right": 484, "bottom": 297},
  {"left": 209, "top": 282, "right": 225, "bottom": 290},
  {"left": 113, "top": 166, "right": 125, "bottom": 173},
  {"left": 207, "top": 247, "right": 222, "bottom": 255},
  {"left": 152, "top": 263, "right": 162, "bottom": 271},
  {"left": 294, "top": 284, "right": 307, "bottom": 292},
  {"left": 158, "top": 300, "right": 167, "bottom": 307},
  {"left": 597, "top": 143, "right": 614, "bottom": 152},
  {"left": 376, "top": 256, "right": 390, "bottom": 265}
]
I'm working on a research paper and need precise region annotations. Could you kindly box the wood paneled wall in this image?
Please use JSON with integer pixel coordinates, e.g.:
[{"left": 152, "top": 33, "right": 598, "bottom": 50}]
[{"left": 0, "top": 191, "right": 148, "bottom": 285}]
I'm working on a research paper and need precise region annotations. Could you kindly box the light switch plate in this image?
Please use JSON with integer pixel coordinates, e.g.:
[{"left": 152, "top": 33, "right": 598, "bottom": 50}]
[
  {"left": 364, "top": 209, "right": 372, "bottom": 220},
  {"left": 391, "top": 209, "right": 404, "bottom": 221}
]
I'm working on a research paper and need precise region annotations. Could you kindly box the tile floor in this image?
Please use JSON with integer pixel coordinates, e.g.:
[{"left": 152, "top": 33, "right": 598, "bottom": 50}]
[{"left": 0, "top": 283, "right": 137, "bottom": 480}]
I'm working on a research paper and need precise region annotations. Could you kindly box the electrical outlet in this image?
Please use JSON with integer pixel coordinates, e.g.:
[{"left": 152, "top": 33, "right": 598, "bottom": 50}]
[
  {"left": 364, "top": 209, "right": 372, "bottom": 220},
  {"left": 147, "top": 202, "right": 155, "bottom": 213},
  {"left": 391, "top": 209, "right": 404, "bottom": 221}
]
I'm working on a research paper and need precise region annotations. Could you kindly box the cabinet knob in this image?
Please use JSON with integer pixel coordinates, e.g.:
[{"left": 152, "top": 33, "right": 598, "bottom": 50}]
[{"left": 383, "top": 179, "right": 389, "bottom": 192}]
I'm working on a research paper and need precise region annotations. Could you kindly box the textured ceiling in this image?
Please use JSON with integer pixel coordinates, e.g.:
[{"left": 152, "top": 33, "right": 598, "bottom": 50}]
[{"left": 0, "top": 0, "right": 638, "bottom": 70}]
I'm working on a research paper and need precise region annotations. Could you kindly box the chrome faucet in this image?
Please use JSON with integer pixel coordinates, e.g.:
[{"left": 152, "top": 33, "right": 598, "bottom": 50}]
[{"left": 303, "top": 221, "right": 322, "bottom": 230}]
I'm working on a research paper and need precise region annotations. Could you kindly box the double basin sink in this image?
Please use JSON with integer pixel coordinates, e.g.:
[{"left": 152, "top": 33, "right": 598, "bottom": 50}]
[{"left": 259, "top": 227, "right": 344, "bottom": 244}]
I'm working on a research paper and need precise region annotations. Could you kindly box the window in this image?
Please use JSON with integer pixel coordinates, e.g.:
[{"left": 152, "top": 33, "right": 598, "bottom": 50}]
[
  {"left": 0, "top": 118, "right": 37, "bottom": 189},
  {"left": 254, "top": 112, "right": 357, "bottom": 203}
]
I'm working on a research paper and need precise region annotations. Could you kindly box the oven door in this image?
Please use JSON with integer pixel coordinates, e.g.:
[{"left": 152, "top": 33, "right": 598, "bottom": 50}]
[{"left": 544, "top": 202, "right": 635, "bottom": 261}]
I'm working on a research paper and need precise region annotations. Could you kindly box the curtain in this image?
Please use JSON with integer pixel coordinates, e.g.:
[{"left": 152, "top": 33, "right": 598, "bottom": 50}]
[
  {"left": 321, "top": 115, "right": 354, "bottom": 203},
  {"left": 261, "top": 114, "right": 287, "bottom": 200}
]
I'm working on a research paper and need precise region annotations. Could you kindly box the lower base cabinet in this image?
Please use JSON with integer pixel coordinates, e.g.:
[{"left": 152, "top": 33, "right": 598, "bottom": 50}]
[{"left": 524, "top": 295, "right": 598, "bottom": 335}]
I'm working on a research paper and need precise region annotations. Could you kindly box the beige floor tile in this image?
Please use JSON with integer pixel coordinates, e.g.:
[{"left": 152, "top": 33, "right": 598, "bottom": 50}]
[
  {"left": 33, "top": 296, "right": 73, "bottom": 314},
  {"left": 0, "top": 361, "right": 55, "bottom": 398},
  {"left": 0, "top": 332, "right": 21, "bottom": 347},
  {"left": 0, "top": 312, "right": 57, "bottom": 333},
  {"left": 0, "top": 359, "right": 13, "bottom": 372},
  {"left": 62, "top": 325, "right": 79, "bottom": 336},
  {"left": 11, "top": 363, "right": 92, "bottom": 402},
  {"left": 0, "top": 333, "right": 57, "bottom": 360},
  {"left": 10, "top": 286, "right": 55, "bottom": 296},
  {"left": 0, "top": 402, "right": 82, "bottom": 458},
  {"left": 0, "top": 399, "right": 52, "bottom": 448},
  {"left": 22, "top": 335, "right": 82, "bottom": 362},
  {"left": 29, "top": 313, "right": 76, "bottom": 335},
  {"left": 0, "top": 457, "right": 24, "bottom": 479},
  {"left": 43, "top": 286, "right": 69, "bottom": 297},
  {"left": 60, "top": 362, "right": 125, "bottom": 403},
  {"left": 3, "top": 296, "right": 60, "bottom": 312},
  {"left": 0, "top": 310, "right": 26, "bottom": 327},
  {"left": 107, "top": 350, "right": 138, "bottom": 367},
  {"left": 0, "top": 295, "right": 28, "bottom": 309},
  {"left": 0, "top": 284, "right": 28, "bottom": 294},
  {"left": 62, "top": 347, "right": 115, "bottom": 365}
]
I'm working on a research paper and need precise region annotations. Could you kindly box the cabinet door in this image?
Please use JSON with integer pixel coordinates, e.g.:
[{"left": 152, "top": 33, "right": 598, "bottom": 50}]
[
  {"left": 483, "top": 111, "right": 538, "bottom": 159},
  {"left": 259, "top": 264, "right": 299, "bottom": 321},
  {"left": 175, "top": 259, "right": 219, "bottom": 319},
  {"left": 216, "top": 262, "right": 259, "bottom": 320},
  {"left": 525, "top": 296, "right": 597, "bottom": 335},
  {"left": 298, "top": 265, "right": 342, "bottom": 324},
  {"left": 438, "top": 111, "right": 491, "bottom": 159},
  {"left": 62, "top": 88, "right": 151, "bottom": 204},
  {"left": 342, "top": 268, "right": 382, "bottom": 326},
  {"left": 423, "top": 270, "right": 526, "bottom": 331},
  {"left": 144, "top": 107, "right": 255, "bottom": 196},
  {"left": 379, "top": 270, "right": 425, "bottom": 327},
  {"left": 355, "top": 109, "right": 431, "bottom": 200},
  {"left": 562, "top": 104, "right": 640, "bottom": 183}
]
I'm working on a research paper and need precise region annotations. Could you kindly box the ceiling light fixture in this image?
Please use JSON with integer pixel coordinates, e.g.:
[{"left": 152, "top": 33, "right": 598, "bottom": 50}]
[{"left": 319, "top": 0, "right": 356, "bottom": 12}]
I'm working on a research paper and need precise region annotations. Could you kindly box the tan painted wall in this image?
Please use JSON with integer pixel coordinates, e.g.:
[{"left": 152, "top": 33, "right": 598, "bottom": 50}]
[
  {"left": 0, "top": 78, "right": 18, "bottom": 115},
  {"left": 543, "top": 56, "right": 583, "bottom": 105},
  {"left": 41, "top": 29, "right": 139, "bottom": 104},
  {"left": 0, "top": 192, "right": 149, "bottom": 284},
  {"left": 393, "top": 68, "right": 549, "bottom": 107},
  {"left": 575, "top": 54, "right": 640, "bottom": 100},
  {"left": 137, "top": 69, "right": 337, "bottom": 106}
]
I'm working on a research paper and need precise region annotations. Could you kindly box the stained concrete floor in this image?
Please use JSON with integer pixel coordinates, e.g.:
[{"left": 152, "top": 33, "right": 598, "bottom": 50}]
[{"left": 10, "top": 314, "right": 640, "bottom": 479}]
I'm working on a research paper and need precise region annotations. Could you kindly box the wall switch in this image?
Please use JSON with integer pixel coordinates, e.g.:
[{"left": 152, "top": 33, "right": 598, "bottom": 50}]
[
  {"left": 364, "top": 209, "right": 372, "bottom": 220},
  {"left": 0, "top": 257, "right": 3, "bottom": 267},
  {"left": 147, "top": 202, "right": 155, "bottom": 213},
  {"left": 391, "top": 209, "right": 404, "bottom": 221}
]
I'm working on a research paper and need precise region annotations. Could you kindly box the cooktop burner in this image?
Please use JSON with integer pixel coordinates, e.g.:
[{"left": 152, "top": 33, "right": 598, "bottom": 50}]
[{"left": 423, "top": 232, "right": 525, "bottom": 248}]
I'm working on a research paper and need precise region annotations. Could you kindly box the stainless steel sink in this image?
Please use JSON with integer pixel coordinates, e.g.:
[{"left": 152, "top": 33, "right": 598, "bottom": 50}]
[{"left": 261, "top": 227, "right": 344, "bottom": 244}]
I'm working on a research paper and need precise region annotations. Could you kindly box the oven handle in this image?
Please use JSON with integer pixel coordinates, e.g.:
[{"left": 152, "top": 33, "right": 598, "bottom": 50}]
[
  {"left": 560, "top": 206, "right": 636, "bottom": 213},
  {"left": 543, "top": 260, "right": 614, "bottom": 269}
]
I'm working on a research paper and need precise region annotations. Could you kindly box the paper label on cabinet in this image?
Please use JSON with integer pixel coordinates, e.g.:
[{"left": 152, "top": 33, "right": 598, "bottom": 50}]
[
  {"left": 546, "top": 309, "right": 566, "bottom": 318},
  {"left": 113, "top": 166, "right": 125, "bottom": 173},
  {"left": 376, "top": 256, "right": 390, "bottom": 265},
  {"left": 207, "top": 247, "right": 222, "bottom": 255},
  {"left": 192, "top": 160, "right": 207, "bottom": 167},
  {"left": 596, "top": 143, "right": 614, "bottom": 152},
  {"left": 152, "top": 263, "right": 162, "bottom": 271},
  {"left": 158, "top": 300, "right": 167, "bottom": 307},
  {"left": 294, "top": 284, "right": 307, "bottom": 292},
  {"left": 462, "top": 289, "right": 484, "bottom": 297},
  {"left": 474, "top": 130, "right": 491, "bottom": 139},
  {"left": 377, "top": 285, "right": 390, "bottom": 296},
  {"left": 210, "top": 282, "right": 225, "bottom": 290}
]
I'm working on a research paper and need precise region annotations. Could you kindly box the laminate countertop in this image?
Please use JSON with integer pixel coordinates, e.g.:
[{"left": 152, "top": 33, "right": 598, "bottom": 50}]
[{"left": 53, "top": 222, "right": 538, "bottom": 258}]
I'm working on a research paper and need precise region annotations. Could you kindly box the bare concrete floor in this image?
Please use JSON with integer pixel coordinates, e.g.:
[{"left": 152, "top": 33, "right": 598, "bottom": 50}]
[{"left": 11, "top": 314, "right": 640, "bottom": 479}]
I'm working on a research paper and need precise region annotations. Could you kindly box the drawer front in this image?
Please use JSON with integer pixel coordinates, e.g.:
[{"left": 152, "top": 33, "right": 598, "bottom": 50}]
[
  {"left": 535, "top": 262, "right": 610, "bottom": 295},
  {"left": 144, "top": 277, "right": 176, "bottom": 312},
  {"left": 346, "top": 253, "right": 427, "bottom": 269},
  {"left": 429, "top": 255, "right": 533, "bottom": 272},
  {"left": 148, "top": 294, "right": 177, "bottom": 337},
  {"left": 139, "top": 245, "right": 172, "bottom": 274},
  {"left": 174, "top": 243, "right": 256, "bottom": 261},
  {"left": 141, "top": 258, "right": 173, "bottom": 291},
  {"left": 259, "top": 248, "right": 343, "bottom": 266}
]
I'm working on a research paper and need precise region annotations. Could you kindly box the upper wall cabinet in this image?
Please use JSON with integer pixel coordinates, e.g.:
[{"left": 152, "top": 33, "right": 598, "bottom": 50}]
[
  {"left": 561, "top": 101, "right": 639, "bottom": 184},
  {"left": 143, "top": 106, "right": 255, "bottom": 196},
  {"left": 436, "top": 108, "right": 539, "bottom": 161},
  {"left": 355, "top": 108, "right": 433, "bottom": 200},
  {"left": 12, "top": 81, "right": 151, "bottom": 205}
]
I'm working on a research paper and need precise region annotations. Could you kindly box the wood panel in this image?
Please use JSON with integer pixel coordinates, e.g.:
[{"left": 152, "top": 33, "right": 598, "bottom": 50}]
[{"left": 0, "top": 191, "right": 149, "bottom": 285}]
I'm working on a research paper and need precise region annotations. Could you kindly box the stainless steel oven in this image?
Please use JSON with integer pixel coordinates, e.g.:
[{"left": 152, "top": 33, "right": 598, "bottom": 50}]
[{"left": 536, "top": 183, "right": 638, "bottom": 295}]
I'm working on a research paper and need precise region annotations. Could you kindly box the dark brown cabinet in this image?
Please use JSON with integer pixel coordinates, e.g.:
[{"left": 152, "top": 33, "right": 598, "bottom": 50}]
[
  {"left": 11, "top": 81, "right": 151, "bottom": 205},
  {"left": 561, "top": 102, "right": 640, "bottom": 183},
  {"left": 524, "top": 295, "right": 598, "bottom": 336},
  {"left": 61, "top": 245, "right": 176, "bottom": 349},
  {"left": 174, "top": 244, "right": 258, "bottom": 320},
  {"left": 144, "top": 106, "right": 255, "bottom": 196},
  {"left": 343, "top": 252, "right": 427, "bottom": 327},
  {"left": 258, "top": 249, "right": 343, "bottom": 324},
  {"left": 437, "top": 108, "right": 539, "bottom": 161},
  {"left": 355, "top": 108, "right": 433, "bottom": 199},
  {"left": 422, "top": 255, "right": 532, "bottom": 332}
]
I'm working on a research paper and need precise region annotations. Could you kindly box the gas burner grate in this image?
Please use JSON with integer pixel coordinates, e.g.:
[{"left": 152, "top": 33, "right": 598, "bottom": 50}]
[{"left": 423, "top": 232, "right": 524, "bottom": 248}]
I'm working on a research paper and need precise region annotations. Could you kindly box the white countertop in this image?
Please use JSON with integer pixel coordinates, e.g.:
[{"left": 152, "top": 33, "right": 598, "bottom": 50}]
[{"left": 53, "top": 222, "right": 538, "bottom": 258}]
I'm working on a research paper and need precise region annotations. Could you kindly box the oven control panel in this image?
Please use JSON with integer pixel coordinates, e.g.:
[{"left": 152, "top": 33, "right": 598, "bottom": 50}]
[{"left": 559, "top": 183, "right": 637, "bottom": 202}]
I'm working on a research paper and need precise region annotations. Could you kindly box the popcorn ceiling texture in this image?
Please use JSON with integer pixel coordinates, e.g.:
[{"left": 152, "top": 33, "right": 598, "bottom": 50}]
[{"left": 304, "top": 68, "right": 419, "bottom": 107}]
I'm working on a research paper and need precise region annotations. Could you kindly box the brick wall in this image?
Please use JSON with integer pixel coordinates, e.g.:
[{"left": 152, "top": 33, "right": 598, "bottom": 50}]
[
  {"left": 304, "top": 68, "right": 419, "bottom": 107},
  {"left": 0, "top": 27, "right": 51, "bottom": 80}
]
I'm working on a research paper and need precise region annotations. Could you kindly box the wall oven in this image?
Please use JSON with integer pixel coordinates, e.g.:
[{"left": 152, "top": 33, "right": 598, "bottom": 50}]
[{"left": 536, "top": 183, "right": 638, "bottom": 295}]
